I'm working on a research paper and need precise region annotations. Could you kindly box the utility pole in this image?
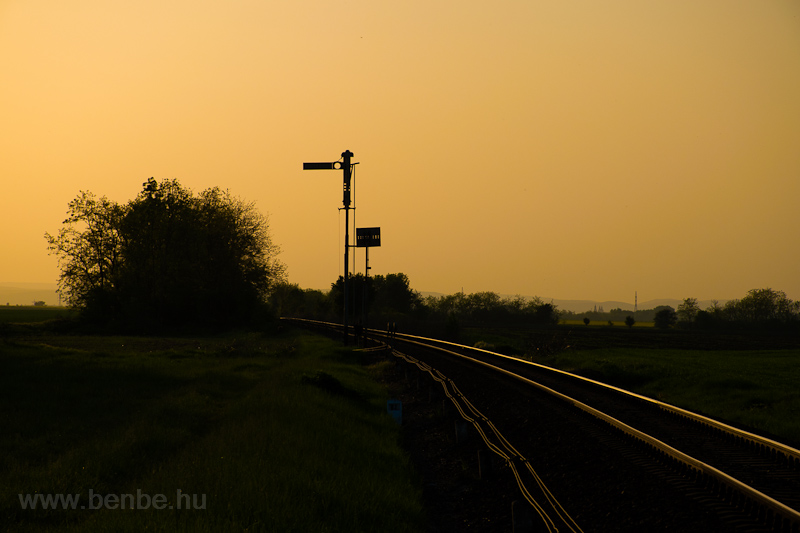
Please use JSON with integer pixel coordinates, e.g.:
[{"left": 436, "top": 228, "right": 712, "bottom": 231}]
[{"left": 304, "top": 150, "right": 355, "bottom": 344}]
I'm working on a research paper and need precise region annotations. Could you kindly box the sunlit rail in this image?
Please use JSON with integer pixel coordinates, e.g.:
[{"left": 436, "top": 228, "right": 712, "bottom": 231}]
[
  {"left": 391, "top": 347, "right": 583, "bottom": 533},
  {"left": 285, "top": 318, "right": 800, "bottom": 532}
]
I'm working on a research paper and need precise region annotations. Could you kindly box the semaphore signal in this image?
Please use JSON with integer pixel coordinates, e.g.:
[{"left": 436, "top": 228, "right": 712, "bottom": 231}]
[{"left": 303, "top": 150, "right": 356, "bottom": 344}]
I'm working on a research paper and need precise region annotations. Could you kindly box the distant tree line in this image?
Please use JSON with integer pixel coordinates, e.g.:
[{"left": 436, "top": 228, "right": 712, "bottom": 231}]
[
  {"left": 275, "top": 278, "right": 798, "bottom": 335},
  {"left": 620, "top": 289, "right": 800, "bottom": 330},
  {"left": 270, "top": 273, "right": 426, "bottom": 326},
  {"left": 47, "top": 181, "right": 797, "bottom": 338},
  {"left": 270, "top": 273, "right": 424, "bottom": 325},
  {"left": 669, "top": 289, "right": 800, "bottom": 331},
  {"left": 561, "top": 306, "right": 676, "bottom": 323},
  {"left": 46, "top": 178, "right": 285, "bottom": 331},
  {"left": 271, "top": 277, "right": 560, "bottom": 338}
]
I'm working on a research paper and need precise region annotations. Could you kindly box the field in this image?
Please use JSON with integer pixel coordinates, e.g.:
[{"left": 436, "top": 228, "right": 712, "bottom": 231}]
[
  {"left": 536, "top": 347, "right": 800, "bottom": 446},
  {"left": 4, "top": 312, "right": 798, "bottom": 531},
  {"left": 0, "top": 306, "right": 73, "bottom": 324},
  {"left": 459, "top": 326, "right": 800, "bottom": 448},
  {"left": 1, "top": 327, "right": 424, "bottom": 532},
  {"left": 561, "top": 319, "right": 655, "bottom": 328}
]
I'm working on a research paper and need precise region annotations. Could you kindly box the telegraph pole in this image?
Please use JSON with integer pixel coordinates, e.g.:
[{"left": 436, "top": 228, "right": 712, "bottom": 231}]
[{"left": 304, "top": 150, "right": 355, "bottom": 344}]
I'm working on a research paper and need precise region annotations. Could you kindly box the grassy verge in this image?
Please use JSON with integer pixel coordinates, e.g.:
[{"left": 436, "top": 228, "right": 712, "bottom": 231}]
[
  {"left": 535, "top": 348, "right": 800, "bottom": 447},
  {"left": 1, "top": 329, "right": 424, "bottom": 532}
]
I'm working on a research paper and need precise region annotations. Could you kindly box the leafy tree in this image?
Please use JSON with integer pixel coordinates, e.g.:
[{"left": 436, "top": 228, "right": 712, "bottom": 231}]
[
  {"left": 677, "top": 297, "right": 700, "bottom": 325},
  {"left": 327, "top": 272, "right": 423, "bottom": 325},
  {"left": 624, "top": 315, "right": 635, "bottom": 328},
  {"left": 371, "top": 273, "right": 423, "bottom": 316},
  {"left": 694, "top": 309, "right": 716, "bottom": 329},
  {"left": 423, "top": 291, "right": 558, "bottom": 327},
  {"left": 583, "top": 317, "right": 590, "bottom": 326},
  {"left": 706, "top": 299, "right": 722, "bottom": 314},
  {"left": 269, "top": 283, "right": 331, "bottom": 320},
  {"left": 46, "top": 178, "right": 285, "bottom": 330},
  {"left": 727, "top": 288, "right": 799, "bottom": 325},
  {"left": 328, "top": 273, "right": 373, "bottom": 320},
  {"left": 269, "top": 283, "right": 305, "bottom": 317},
  {"left": 533, "top": 302, "right": 559, "bottom": 326},
  {"left": 45, "top": 191, "right": 125, "bottom": 319},
  {"left": 653, "top": 307, "right": 677, "bottom": 329}
]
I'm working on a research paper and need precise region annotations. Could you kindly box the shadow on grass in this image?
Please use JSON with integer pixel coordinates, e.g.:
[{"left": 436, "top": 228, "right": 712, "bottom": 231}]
[{"left": 301, "top": 370, "right": 367, "bottom": 402}]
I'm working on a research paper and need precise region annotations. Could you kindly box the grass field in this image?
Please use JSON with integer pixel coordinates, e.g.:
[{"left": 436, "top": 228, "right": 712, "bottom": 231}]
[
  {"left": 534, "top": 348, "right": 800, "bottom": 447},
  {"left": 560, "top": 319, "right": 655, "bottom": 328},
  {"left": 458, "top": 324, "right": 800, "bottom": 447},
  {"left": 1, "top": 328, "right": 424, "bottom": 532},
  {"left": 0, "top": 306, "right": 73, "bottom": 324},
  {"left": 5, "top": 315, "right": 798, "bottom": 532}
]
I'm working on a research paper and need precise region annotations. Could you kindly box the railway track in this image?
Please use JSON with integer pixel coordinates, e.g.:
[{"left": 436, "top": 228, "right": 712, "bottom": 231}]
[{"left": 287, "top": 319, "right": 800, "bottom": 532}]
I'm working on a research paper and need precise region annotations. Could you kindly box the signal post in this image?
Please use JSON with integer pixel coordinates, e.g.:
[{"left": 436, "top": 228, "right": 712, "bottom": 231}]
[{"left": 303, "top": 150, "right": 355, "bottom": 344}]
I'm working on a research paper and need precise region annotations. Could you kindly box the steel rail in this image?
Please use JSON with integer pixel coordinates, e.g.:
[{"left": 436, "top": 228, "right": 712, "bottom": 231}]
[
  {"left": 387, "top": 329, "right": 800, "bottom": 468},
  {"left": 289, "top": 318, "right": 800, "bottom": 460},
  {"left": 284, "top": 318, "right": 800, "bottom": 530},
  {"left": 392, "top": 348, "right": 583, "bottom": 533},
  {"left": 285, "top": 320, "right": 581, "bottom": 531},
  {"left": 380, "top": 330, "right": 800, "bottom": 531}
]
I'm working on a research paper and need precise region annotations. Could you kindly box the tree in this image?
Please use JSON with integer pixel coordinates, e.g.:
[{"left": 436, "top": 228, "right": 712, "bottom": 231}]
[
  {"left": 327, "top": 272, "right": 423, "bottom": 325},
  {"left": 328, "top": 273, "right": 373, "bottom": 320},
  {"left": 730, "top": 288, "right": 798, "bottom": 325},
  {"left": 46, "top": 178, "right": 285, "bottom": 329},
  {"left": 583, "top": 317, "right": 590, "bottom": 326},
  {"left": 533, "top": 302, "right": 559, "bottom": 326},
  {"left": 269, "top": 283, "right": 331, "bottom": 320},
  {"left": 653, "top": 307, "right": 677, "bottom": 329},
  {"left": 677, "top": 297, "right": 700, "bottom": 325},
  {"left": 694, "top": 309, "right": 716, "bottom": 329},
  {"left": 422, "top": 291, "right": 559, "bottom": 329},
  {"left": 624, "top": 315, "right": 635, "bottom": 328},
  {"left": 45, "top": 191, "right": 125, "bottom": 318},
  {"left": 371, "top": 273, "right": 422, "bottom": 316}
]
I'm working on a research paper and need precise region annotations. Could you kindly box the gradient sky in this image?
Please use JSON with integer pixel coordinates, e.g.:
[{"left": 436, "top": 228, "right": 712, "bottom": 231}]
[{"left": 2, "top": 0, "right": 799, "bottom": 303}]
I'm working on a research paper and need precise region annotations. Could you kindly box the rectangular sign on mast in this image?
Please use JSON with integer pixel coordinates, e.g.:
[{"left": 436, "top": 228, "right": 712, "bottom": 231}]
[{"left": 356, "top": 227, "right": 381, "bottom": 247}]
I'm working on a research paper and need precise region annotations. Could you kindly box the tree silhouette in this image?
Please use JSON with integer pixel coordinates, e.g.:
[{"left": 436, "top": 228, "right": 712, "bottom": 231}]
[
  {"left": 653, "top": 307, "right": 677, "bottom": 329},
  {"left": 677, "top": 297, "right": 700, "bottom": 325},
  {"left": 46, "top": 178, "right": 285, "bottom": 330}
]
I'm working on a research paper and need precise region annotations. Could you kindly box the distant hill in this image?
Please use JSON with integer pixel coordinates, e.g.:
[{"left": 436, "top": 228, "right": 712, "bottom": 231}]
[{"left": 0, "top": 283, "right": 60, "bottom": 306}]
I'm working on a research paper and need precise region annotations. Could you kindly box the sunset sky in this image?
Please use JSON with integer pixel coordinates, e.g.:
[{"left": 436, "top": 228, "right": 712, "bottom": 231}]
[{"left": 2, "top": 0, "right": 799, "bottom": 304}]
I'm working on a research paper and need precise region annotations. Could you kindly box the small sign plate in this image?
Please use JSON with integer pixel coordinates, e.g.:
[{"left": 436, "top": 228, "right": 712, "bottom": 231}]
[{"left": 387, "top": 399, "right": 402, "bottom": 424}]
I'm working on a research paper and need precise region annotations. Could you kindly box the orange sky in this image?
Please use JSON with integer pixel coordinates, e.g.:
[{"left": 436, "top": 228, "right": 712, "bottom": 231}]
[{"left": 2, "top": 0, "right": 799, "bottom": 303}]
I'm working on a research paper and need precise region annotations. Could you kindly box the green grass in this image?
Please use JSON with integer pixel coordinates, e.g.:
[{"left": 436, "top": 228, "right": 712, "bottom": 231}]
[
  {"left": 536, "top": 348, "right": 800, "bottom": 447},
  {"left": 0, "top": 306, "right": 73, "bottom": 324},
  {"left": 1, "top": 330, "right": 424, "bottom": 532}
]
